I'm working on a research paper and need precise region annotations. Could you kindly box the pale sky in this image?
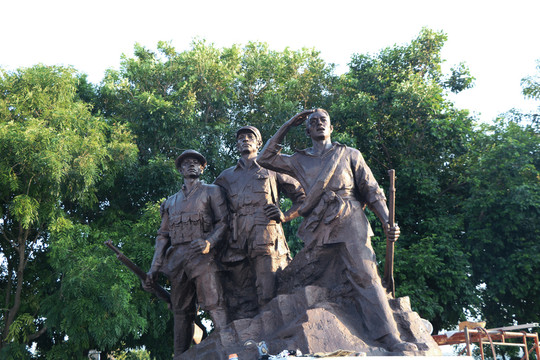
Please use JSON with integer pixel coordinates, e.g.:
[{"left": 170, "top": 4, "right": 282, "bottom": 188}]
[{"left": 2, "top": 0, "right": 539, "bottom": 123}]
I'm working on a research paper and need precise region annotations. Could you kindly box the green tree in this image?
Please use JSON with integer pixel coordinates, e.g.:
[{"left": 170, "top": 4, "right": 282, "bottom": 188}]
[
  {"left": 10, "top": 34, "right": 537, "bottom": 358},
  {"left": 0, "top": 65, "right": 137, "bottom": 358},
  {"left": 41, "top": 200, "right": 173, "bottom": 359},
  {"left": 462, "top": 115, "right": 539, "bottom": 360},
  {"left": 98, "top": 40, "right": 240, "bottom": 185},
  {"left": 330, "top": 28, "right": 478, "bottom": 332},
  {"left": 90, "top": 40, "right": 336, "bottom": 358},
  {"left": 462, "top": 116, "right": 539, "bottom": 328},
  {"left": 229, "top": 42, "right": 336, "bottom": 148},
  {"left": 98, "top": 40, "right": 335, "bottom": 188},
  {"left": 521, "top": 60, "right": 540, "bottom": 101}
]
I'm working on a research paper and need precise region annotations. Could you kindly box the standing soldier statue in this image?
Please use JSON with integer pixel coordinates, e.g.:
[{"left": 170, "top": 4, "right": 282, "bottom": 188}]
[
  {"left": 258, "top": 109, "right": 417, "bottom": 352},
  {"left": 215, "top": 126, "right": 305, "bottom": 319},
  {"left": 143, "top": 150, "right": 229, "bottom": 357}
]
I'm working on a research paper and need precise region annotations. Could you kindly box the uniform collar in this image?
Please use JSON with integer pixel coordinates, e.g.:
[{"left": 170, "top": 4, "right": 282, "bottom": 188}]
[
  {"left": 235, "top": 157, "right": 261, "bottom": 171},
  {"left": 296, "top": 141, "right": 343, "bottom": 157},
  {"left": 181, "top": 179, "right": 202, "bottom": 197}
]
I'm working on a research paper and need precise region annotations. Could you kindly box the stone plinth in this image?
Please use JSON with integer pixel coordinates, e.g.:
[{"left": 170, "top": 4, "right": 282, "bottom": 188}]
[{"left": 179, "top": 286, "right": 441, "bottom": 359}]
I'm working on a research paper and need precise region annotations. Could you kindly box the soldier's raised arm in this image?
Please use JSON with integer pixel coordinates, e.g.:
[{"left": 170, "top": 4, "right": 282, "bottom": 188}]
[{"left": 257, "top": 109, "right": 314, "bottom": 175}]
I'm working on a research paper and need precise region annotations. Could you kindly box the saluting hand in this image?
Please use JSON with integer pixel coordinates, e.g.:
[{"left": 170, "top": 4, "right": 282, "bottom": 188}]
[{"left": 286, "top": 109, "right": 316, "bottom": 127}]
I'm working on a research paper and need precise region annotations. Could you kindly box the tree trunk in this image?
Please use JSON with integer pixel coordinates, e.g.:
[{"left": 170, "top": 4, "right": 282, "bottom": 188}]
[{"left": 1, "top": 228, "right": 27, "bottom": 346}]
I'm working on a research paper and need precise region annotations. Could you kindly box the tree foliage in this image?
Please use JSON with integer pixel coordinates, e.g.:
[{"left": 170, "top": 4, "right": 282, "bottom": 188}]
[
  {"left": 330, "top": 28, "right": 478, "bottom": 332},
  {"left": 463, "top": 116, "right": 539, "bottom": 328},
  {"left": 522, "top": 60, "right": 540, "bottom": 101},
  {"left": 75, "top": 40, "right": 333, "bottom": 358},
  {"left": 1, "top": 32, "right": 538, "bottom": 359},
  {"left": 98, "top": 40, "right": 335, "bottom": 185},
  {"left": 0, "top": 65, "right": 137, "bottom": 358}
]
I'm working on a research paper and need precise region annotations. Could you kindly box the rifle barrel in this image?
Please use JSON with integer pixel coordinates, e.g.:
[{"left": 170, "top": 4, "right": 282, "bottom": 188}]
[{"left": 104, "top": 240, "right": 171, "bottom": 304}]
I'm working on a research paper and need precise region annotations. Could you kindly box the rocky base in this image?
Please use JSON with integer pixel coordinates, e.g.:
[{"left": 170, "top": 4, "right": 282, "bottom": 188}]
[{"left": 178, "top": 286, "right": 441, "bottom": 359}]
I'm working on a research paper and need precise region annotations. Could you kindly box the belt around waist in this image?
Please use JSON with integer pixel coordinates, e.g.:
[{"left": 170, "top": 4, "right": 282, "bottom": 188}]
[
  {"left": 170, "top": 239, "right": 193, "bottom": 246},
  {"left": 235, "top": 206, "right": 265, "bottom": 216}
]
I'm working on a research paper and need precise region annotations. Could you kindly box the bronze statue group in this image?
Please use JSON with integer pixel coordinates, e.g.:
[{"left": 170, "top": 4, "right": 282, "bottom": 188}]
[{"left": 143, "top": 109, "right": 417, "bottom": 357}]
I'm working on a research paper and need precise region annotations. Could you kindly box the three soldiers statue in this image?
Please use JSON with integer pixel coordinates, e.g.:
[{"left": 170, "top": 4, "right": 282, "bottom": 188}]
[{"left": 142, "top": 109, "right": 418, "bottom": 357}]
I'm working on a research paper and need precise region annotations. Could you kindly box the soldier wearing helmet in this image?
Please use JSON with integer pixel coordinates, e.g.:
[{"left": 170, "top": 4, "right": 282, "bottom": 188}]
[{"left": 144, "top": 150, "right": 229, "bottom": 357}]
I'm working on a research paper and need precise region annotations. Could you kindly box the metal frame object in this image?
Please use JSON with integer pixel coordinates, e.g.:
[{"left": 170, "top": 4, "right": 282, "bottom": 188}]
[{"left": 433, "top": 324, "right": 540, "bottom": 360}]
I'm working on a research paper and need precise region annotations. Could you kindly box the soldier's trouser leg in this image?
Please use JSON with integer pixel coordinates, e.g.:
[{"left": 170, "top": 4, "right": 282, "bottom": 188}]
[
  {"left": 253, "top": 255, "right": 278, "bottom": 306},
  {"left": 195, "top": 270, "right": 228, "bottom": 330},
  {"left": 173, "top": 310, "right": 195, "bottom": 358},
  {"left": 222, "top": 259, "right": 258, "bottom": 320},
  {"left": 339, "top": 242, "right": 399, "bottom": 340},
  {"left": 170, "top": 272, "right": 196, "bottom": 358}
]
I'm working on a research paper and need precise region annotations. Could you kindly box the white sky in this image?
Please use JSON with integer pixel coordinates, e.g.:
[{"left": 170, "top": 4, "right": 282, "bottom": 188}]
[{"left": 2, "top": 0, "right": 539, "bottom": 123}]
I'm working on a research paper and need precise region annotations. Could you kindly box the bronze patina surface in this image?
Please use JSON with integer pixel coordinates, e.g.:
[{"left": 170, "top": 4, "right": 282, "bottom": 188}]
[{"left": 141, "top": 114, "right": 441, "bottom": 359}]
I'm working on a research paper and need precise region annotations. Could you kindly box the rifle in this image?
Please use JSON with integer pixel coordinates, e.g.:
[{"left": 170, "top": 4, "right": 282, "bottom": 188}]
[
  {"left": 104, "top": 240, "right": 209, "bottom": 342},
  {"left": 383, "top": 169, "right": 396, "bottom": 298},
  {"left": 104, "top": 240, "right": 171, "bottom": 304}
]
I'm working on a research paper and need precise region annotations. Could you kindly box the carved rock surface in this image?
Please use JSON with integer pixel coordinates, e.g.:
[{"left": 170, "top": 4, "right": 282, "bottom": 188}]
[{"left": 179, "top": 286, "right": 441, "bottom": 359}]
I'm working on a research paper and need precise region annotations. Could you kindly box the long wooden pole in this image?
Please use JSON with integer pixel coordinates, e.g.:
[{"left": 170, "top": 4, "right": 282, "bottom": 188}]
[{"left": 384, "top": 169, "right": 396, "bottom": 297}]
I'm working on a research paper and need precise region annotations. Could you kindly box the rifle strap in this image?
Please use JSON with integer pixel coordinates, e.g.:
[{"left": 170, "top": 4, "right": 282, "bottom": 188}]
[{"left": 298, "top": 145, "right": 346, "bottom": 217}]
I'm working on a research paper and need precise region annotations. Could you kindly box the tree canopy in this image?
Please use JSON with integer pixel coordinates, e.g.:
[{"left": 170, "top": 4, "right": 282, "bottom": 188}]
[
  {"left": 0, "top": 65, "right": 137, "bottom": 358},
  {"left": 328, "top": 29, "right": 479, "bottom": 332},
  {"left": 1, "top": 30, "right": 538, "bottom": 359}
]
